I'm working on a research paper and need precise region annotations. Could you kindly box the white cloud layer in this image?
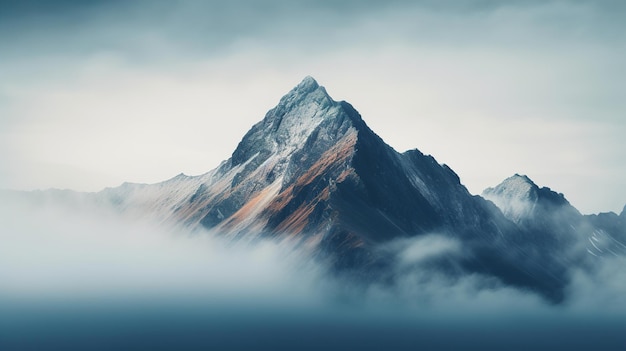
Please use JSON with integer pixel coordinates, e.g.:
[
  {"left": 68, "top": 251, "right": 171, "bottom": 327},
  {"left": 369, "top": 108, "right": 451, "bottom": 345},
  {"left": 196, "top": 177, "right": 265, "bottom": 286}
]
[
  {"left": 1, "top": 191, "right": 625, "bottom": 349},
  {"left": 1, "top": 199, "right": 624, "bottom": 315}
]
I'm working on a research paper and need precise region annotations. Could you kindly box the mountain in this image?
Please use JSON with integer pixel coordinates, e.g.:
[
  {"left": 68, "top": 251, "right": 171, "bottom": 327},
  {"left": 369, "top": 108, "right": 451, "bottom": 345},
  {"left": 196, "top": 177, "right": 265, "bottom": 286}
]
[
  {"left": 7, "top": 76, "right": 620, "bottom": 303},
  {"left": 482, "top": 174, "right": 583, "bottom": 247},
  {"left": 482, "top": 175, "right": 590, "bottom": 275},
  {"left": 483, "top": 174, "right": 626, "bottom": 261},
  {"left": 89, "top": 77, "right": 571, "bottom": 301},
  {"left": 482, "top": 174, "right": 577, "bottom": 224}
]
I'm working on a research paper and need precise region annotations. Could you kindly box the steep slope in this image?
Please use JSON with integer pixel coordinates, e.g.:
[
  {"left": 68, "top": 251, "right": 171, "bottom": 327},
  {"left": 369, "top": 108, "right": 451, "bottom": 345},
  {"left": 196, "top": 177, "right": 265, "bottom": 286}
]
[{"left": 585, "top": 205, "right": 626, "bottom": 257}]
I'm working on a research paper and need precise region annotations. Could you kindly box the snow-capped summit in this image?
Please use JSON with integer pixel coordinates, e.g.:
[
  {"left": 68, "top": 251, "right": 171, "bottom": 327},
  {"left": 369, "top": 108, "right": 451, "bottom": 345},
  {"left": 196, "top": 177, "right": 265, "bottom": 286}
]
[
  {"left": 482, "top": 174, "right": 570, "bottom": 224},
  {"left": 482, "top": 174, "right": 537, "bottom": 223},
  {"left": 293, "top": 75, "right": 321, "bottom": 92},
  {"left": 230, "top": 75, "right": 357, "bottom": 173},
  {"left": 484, "top": 175, "right": 625, "bottom": 260}
]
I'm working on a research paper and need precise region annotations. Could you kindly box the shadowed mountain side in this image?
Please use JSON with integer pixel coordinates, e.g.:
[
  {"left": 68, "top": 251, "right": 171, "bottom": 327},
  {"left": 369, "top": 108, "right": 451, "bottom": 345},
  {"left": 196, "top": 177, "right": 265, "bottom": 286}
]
[{"left": 585, "top": 205, "right": 626, "bottom": 257}]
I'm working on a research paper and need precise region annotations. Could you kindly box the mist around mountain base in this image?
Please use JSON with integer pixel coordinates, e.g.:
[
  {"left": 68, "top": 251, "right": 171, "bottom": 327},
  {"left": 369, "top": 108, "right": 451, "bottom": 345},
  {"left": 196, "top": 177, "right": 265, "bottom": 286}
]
[{"left": 1, "top": 200, "right": 624, "bottom": 351}]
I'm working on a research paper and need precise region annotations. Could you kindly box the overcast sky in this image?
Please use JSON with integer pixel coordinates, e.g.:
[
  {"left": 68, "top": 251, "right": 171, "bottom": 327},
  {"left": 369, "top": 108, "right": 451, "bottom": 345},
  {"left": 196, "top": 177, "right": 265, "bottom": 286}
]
[{"left": 1, "top": 0, "right": 625, "bottom": 214}]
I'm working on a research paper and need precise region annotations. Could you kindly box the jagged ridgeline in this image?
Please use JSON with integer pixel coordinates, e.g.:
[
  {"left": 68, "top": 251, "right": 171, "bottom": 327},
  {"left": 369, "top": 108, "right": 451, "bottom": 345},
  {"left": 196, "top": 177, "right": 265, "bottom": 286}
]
[{"left": 9, "top": 77, "right": 625, "bottom": 303}]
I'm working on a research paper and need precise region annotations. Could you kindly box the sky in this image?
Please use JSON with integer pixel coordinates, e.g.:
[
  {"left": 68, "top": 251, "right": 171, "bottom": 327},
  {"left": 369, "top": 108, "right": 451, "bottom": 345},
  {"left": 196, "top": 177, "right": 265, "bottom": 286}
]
[{"left": 1, "top": 0, "right": 625, "bottom": 214}]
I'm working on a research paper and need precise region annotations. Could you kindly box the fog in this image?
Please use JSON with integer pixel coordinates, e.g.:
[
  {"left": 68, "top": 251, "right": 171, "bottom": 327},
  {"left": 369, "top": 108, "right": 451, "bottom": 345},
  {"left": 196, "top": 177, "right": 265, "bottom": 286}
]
[
  {"left": 0, "top": 202, "right": 325, "bottom": 304},
  {"left": 1, "top": 200, "right": 625, "bottom": 350}
]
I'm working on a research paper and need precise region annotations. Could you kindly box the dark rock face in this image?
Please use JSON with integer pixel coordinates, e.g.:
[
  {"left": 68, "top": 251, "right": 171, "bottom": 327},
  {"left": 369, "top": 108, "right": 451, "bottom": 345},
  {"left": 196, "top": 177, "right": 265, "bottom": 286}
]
[{"left": 585, "top": 207, "right": 626, "bottom": 257}]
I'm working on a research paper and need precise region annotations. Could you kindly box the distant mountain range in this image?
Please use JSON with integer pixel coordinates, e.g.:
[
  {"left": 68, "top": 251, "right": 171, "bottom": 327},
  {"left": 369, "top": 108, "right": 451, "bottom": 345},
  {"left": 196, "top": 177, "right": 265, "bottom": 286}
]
[{"left": 5, "top": 77, "right": 625, "bottom": 303}]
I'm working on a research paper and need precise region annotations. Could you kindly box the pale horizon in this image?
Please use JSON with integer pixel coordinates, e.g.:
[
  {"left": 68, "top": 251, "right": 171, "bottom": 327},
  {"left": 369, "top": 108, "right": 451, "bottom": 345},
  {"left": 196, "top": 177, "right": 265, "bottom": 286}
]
[{"left": 1, "top": 1, "right": 625, "bottom": 214}]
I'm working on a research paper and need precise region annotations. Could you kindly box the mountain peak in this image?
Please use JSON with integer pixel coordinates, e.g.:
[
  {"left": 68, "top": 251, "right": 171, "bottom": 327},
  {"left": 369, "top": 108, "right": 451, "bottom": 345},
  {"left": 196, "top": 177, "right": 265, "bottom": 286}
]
[
  {"left": 510, "top": 173, "right": 535, "bottom": 185},
  {"left": 483, "top": 174, "right": 572, "bottom": 223},
  {"left": 484, "top": 174, "right": 538, "bottom": 201},
  {"left": 270, "top": 76, "right": 334, "bottom": 117},
  {"left": 296, "top": 75, "right": 319, "bottom": 91},
  {"left": 281, "top": 76, "right": 327, "bottom": 103},
  {"left": 482, "top": 174, "right": 539, "bottom": 221},
  {"left": 230, "top": 77, "right": 361, "bottom": 168}
]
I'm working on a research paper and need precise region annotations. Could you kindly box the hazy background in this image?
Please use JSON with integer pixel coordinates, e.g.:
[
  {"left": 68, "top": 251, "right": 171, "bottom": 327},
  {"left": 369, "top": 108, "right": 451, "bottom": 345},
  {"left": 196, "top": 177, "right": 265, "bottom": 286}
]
[{"left": 1, "top": 0, "right": 625, "bottom": 214}]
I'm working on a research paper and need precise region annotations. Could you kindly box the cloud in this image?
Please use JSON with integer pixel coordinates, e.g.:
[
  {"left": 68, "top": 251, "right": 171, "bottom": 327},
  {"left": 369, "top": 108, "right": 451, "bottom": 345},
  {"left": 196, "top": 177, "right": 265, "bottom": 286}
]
[
  {"left": 1, "top": 198, "right": 625, "bottom": 349},
  {"left": 0, "top": 200, "right": 326, "bottom": 303},
  {"left": 384, "top": 234, "right": 462, "bottom": 266},
  {"left": 565, "top": 256, "right": 626, "bottom": 313},
  {"left": 2, "top": 195, "right": 623, "bottom": 310}
]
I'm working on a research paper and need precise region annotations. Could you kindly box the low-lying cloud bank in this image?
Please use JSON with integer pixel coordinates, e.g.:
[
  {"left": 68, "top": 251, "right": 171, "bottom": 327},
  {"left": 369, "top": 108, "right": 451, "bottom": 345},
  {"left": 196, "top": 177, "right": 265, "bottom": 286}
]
[
  {"left": 0, "top": 201, "right": 625, "bottom": 350},
  {"left": 0, "top": 202, "right": 326, "bottom": 304}
]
